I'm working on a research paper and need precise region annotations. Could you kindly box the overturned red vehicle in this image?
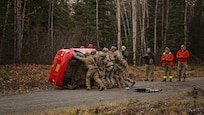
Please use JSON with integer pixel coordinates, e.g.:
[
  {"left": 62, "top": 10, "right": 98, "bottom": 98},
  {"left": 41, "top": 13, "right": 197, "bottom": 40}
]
[{"left": 49, "top": 48, "right": 94, "bottom": 89}]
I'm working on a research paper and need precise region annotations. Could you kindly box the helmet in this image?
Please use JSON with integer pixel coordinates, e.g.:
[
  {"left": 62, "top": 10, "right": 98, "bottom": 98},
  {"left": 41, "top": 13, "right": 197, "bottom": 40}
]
[
  {"left": 88, "top": 44, "right": 93, "bottom": 48},
  {"left": 110, "top": 46, "right": 117, "bottom": 51},
  {"left": 102, "top": 47, "right": 109, "bottom": 52},
  {"left": 91, "top": 49, "right": 97, "bottom": 55}
]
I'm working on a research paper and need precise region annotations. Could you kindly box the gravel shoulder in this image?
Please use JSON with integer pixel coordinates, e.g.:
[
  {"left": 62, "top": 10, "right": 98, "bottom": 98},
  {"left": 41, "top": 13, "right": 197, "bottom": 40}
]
[{"left": 0, "top": 77, "right": 204, "bottom": 114}]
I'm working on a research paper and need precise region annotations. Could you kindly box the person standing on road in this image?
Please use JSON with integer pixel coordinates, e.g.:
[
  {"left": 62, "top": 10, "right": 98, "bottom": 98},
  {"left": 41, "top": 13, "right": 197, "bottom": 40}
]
[
  {"left": 143, "top": 48, "right": 155, "bottom": 81},
  {"left": 161, "top": 47, "right": 174, "bottom": 82},
  {"left": 176, "top": 44, "right": 190, "bottom": 81}
]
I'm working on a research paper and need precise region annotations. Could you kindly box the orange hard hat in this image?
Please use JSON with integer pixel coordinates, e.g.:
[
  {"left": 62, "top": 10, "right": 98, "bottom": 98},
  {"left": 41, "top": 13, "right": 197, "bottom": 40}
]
[{"left": 87, "top": 44, "right": 93, "bottom": 48}]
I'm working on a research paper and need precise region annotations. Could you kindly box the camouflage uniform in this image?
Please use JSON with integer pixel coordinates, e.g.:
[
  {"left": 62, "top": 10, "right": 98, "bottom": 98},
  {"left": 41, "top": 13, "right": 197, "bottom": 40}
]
[
  {"left": 74, "top": 52, "right": 104, "bottom": 91},
  {"left": 91, "top": 51, "right": 107, "bottom": 89},
  {"left": 119, "top": 59, "right": 135, "bottom": 87},
  {"left": 102, "top": 48, "right": 115, "bottom": 88},
  {"left": 110, "top": 46, "right": 124, "bottom": 88}
]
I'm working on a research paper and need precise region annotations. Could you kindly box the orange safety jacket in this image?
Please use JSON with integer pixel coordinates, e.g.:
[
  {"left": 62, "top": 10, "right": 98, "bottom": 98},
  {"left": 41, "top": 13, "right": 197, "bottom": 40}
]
[
  {"left": 176, "top": 50, "right": 190, "bottom": 62},
  {"left": 161, "top": 52, "right": 174, "bottom": 67}
]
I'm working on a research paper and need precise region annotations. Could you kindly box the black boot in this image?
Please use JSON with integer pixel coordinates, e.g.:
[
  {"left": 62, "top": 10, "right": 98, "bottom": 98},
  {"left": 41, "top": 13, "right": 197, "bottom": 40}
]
[
  {"left": 162, "top": 79, "right": 166, "bottom": 82},
  {"left": 99, "top": 86, "right": 104, "bottom": 91}
]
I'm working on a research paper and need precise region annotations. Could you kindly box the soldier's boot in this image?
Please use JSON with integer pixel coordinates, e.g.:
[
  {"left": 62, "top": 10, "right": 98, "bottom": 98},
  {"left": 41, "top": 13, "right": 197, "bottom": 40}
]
[
  {"left": 169, "top": 76, "right": 173, "bottom": 82},
  {"left": 99, "top": 86, "right": 105, "bottom": 91},
  {"left": 178, "top": 76, "right": 181, "bottom": 81},
  {"left": 87, "top": 87, "right": 91, "bottom": 91},
  {"left": 93, "top": 74, "right": 105, "bottom": 91},
  {"left": 114, "top": 75, "right": 122, "bottom": 88},
  {"left": 162, "top": 76, "right": 167, "bottom": 82},
  {"left": 178, "top": 71, "right": 181, "bottom": 81},
  {"left": 145, "top": 79, "right": 149, "bottom": 81},
  {"left": 130, "top": 81, "right": 135, "bottom": 87},
  {"left": 183, "top": 74, "right": 186, "bottom": 81}
]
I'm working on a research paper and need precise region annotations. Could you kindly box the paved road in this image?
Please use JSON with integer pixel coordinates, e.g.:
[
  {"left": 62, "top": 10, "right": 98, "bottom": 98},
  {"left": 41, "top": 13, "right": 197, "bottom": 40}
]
[{"left": 0, "top": 77, "right": 204, "bottom": 114}]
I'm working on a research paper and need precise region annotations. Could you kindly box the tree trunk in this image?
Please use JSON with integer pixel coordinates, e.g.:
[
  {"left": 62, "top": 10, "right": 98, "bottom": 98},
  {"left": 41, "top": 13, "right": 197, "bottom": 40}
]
[
  {"left": 1, "top": 0, "right": 11, "bottom": 63},
  {"left": 154, "top": 0, "right": 159, "bottom": 56},
  {"left": 121, "top": 11, "right": 128, "bottom": 43},
  {"left": 132, "top": 0, "right": 137, "bottom": 66},
  {"left": 13, "top": 0, "right": 27, "bottom": 63},
  {"left": 2, "top": 0, "right": 11, "bottom": 41},
  {"left": 146, "top": 0, "right": 149, "bottom": 29},
  {"left": 121, "top": 0, "right": 130, "bottom": 35},
  {"left": 50, "top": 0, "right": 54, "bottom": 53},
  {"left": 14, "top": 0, "right": 17, "bottom": 63},
  {"left": 184, "top": 0, "right": 188, "bottom": 45},
  {"left": 140, "top": 0, "right": 146, "bottom": 65},
  {"left": 48, "top": 0, "right": 51, "bottom": 44},
  {"left": 117, "top": 0, "right": 121, "bottom": 51},
  {"left": 15, "top": 0, "right": 23, "bottom": 63},
  {"left": 161, "top": 0, "right": 165, "bottom": 45},
  {"left": 164, "top": 0, "right": 169, "bottom": 46},
  {"left": 96, "top": 0, "right": 99, "bottom": 48}
]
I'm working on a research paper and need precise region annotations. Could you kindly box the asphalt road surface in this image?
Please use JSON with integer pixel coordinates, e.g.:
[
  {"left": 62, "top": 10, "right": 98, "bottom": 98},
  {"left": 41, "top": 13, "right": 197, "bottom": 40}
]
[{"left": 0, "top": 77, "right": 204, "bottom": 114}]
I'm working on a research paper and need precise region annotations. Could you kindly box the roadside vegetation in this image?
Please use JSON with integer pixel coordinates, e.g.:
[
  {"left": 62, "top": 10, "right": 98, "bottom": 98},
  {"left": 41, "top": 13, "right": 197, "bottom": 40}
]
[
  {"left": 41, "top": 93, "right": 204, "bottom": 115},
  {"left": 0, "top": 64, "right": 203, "bottom": 96}
]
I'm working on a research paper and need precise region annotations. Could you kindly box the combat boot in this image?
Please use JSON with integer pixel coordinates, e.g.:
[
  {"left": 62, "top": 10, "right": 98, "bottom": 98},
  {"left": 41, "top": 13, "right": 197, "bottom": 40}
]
[
  {"left": 99, "top": 86, "right": 104, "bottom": 91},
  {"left": 169, "top": 76, "right": 173, "bottom": 82},
  {"left": 163, "top": 76, "right": 167, "bottom": 82},
  {"left": 131, "top": 81, "right": 135, "bottom": 87},
  {"left": 144, "top": 79, "right": 149, "bottom": 81},
  {"left": 162, "top": 79, "right": 166, "bottom": 82},
  {"left": 87, "top": 87, "right": 91, "bottom": 91},
  {"left": 183, "top": 77, "right": 186, "bottom": 81}
]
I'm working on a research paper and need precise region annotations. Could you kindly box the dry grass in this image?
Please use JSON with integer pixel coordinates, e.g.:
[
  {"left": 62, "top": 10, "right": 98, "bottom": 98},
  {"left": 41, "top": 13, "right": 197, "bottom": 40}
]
[
  {"left": 0, "top": 64, "right": 53, "bottom": 96},
  {"left": 128, "top": 65, "right": 204, "bottom": 81},
  {"left": 0, "top": 64, "right": 203, "bottom": 96},
  {"left": 38, "top": 95, "right": 204, "bottom": 115}
]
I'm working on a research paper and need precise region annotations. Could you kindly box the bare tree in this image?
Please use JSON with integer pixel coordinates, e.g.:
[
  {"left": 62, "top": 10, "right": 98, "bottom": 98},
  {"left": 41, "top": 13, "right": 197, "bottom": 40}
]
[
  {"left": 1, "top": 0, "right": 11, "bottom": 62},
  {"left": 121, "top": 0, "right": 131, "bottom": 35},
  {"left": 132, "top": 0, "right": 137, "bottom": 66},
  {"left": 121, "top": 11, "right": 128, "bottom": 43},
  {"left": 164, "top": 0, "right": 169, "bottom": 45},
  {"left": 161, "top": 0, "right": 164, "bottom": 45},
  {"left": 96, "top": 0, "right": 99, "bottom": 48},
  {"left": 140, "top": 0, "right": 146, "bottom": 65},
  {"left": 154, "top": 0, "right": 159, "bottom": 55},
  {"left": 14, "top": 0, "right": 25, "bottom": 63},
  {"left": 117, "top": 0, "right": 121, "bottom": 51},
  {"left": 51, "top": 0, "right": 54, "bottom": 53},
  {"left": 184, "top": 0, "right": 188, "bottom": 45}
]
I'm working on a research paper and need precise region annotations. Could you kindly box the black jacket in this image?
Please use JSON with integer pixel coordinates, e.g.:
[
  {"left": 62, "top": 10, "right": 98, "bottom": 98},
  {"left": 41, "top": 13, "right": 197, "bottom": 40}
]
[{"left": 143, "top": 53, "right": 155, "bottom": 65}]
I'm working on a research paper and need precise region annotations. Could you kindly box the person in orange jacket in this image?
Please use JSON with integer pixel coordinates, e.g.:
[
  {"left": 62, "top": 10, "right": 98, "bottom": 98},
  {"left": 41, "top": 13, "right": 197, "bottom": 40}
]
[
  {"left": 161, "top": 47, "right": 174, "bottom": 82},
  {"left": 176, "top": 44, "right": 190, "bottom": 81}
]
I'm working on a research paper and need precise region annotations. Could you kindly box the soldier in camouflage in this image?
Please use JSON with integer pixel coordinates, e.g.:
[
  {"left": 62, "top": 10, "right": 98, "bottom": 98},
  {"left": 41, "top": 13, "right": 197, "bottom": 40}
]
[
  {"left": 102, "top": 47, "right": 115, "bottom": 88},
  {"left": 74, "top": 50, "right": 105, "bottom": 91},
  {"left": 119, "top": 59, "right": 136, "bottom": 87},
  {"left": 110, "top": 46, "right": 125, "bottom": 88}
]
